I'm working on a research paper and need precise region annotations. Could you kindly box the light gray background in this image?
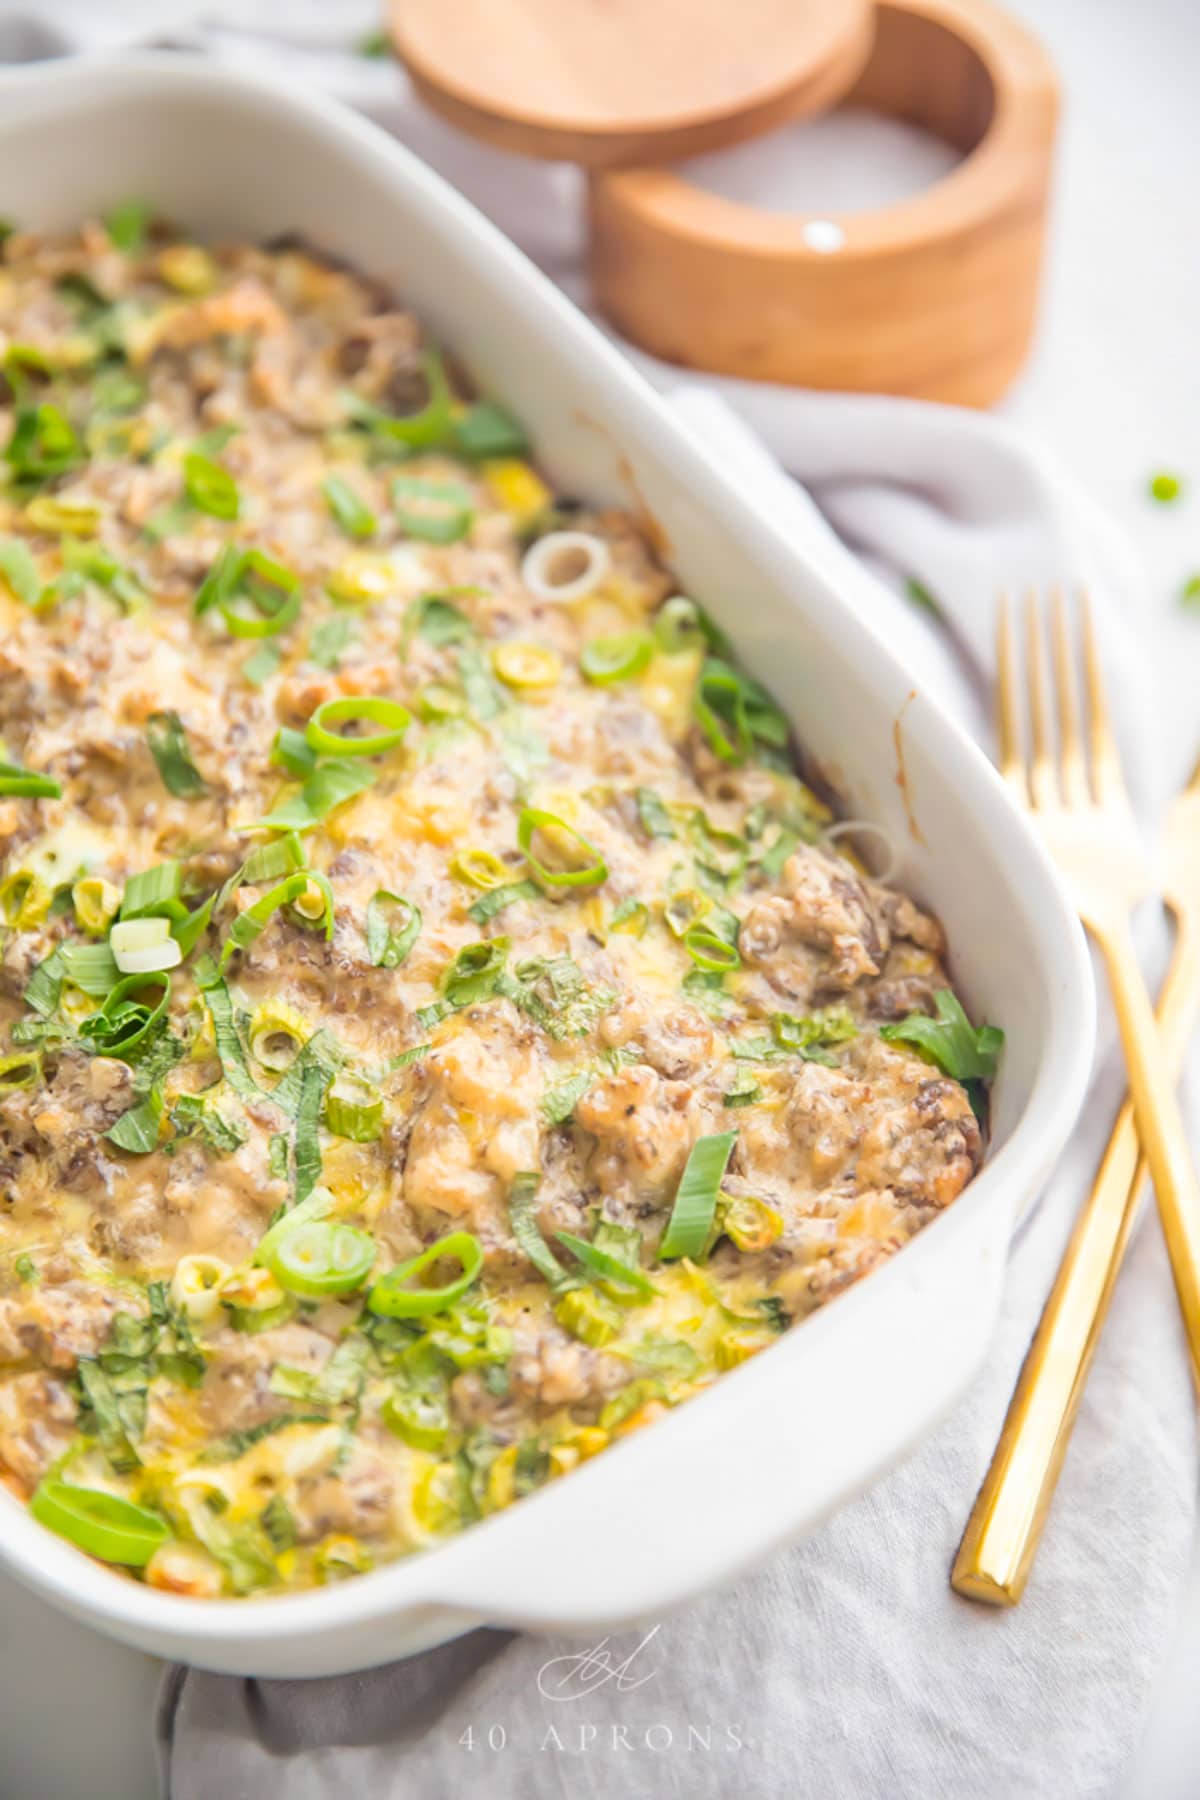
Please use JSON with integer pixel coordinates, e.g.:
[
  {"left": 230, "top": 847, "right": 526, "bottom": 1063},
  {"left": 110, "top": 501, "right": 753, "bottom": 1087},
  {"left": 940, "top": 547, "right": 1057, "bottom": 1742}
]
[{"left": 0, "top": 0, "right": 1198, "bottom": 1794}]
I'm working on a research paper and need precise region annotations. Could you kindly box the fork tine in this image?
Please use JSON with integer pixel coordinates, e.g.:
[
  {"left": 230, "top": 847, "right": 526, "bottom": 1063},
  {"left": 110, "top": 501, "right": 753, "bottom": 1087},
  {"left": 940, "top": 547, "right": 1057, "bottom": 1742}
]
[
  {"left": 1024, "top": 590, "right": 1059, "bottom": 809},
  {"left": 995, "top": 594, "right": 1027, "bottom": 798},
  {"left": 1051, "top": 587, "right": 1089, "bottom": 806},
  {"left": 1080, "top": 589, "right": 1125, "bottom": 802}
]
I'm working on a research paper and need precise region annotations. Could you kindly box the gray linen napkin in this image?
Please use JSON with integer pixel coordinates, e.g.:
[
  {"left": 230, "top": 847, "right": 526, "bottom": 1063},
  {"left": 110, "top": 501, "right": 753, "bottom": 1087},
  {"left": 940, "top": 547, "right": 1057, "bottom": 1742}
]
[{"left": 1, "top": 9, "right": 1191, "bottom": 1796}]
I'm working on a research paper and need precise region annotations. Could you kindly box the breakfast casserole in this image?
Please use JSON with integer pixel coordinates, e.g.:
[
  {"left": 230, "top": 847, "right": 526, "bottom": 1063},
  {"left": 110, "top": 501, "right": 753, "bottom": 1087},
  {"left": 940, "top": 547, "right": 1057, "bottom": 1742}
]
[{"left": 0, "top": 210, "right": 1001, "bottom": 1596}]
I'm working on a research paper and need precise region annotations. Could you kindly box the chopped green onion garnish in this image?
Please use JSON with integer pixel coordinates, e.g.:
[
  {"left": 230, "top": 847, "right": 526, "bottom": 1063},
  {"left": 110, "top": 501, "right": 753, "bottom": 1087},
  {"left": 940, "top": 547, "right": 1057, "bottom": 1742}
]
[
  {"left": 694, "top": 658, "right": 788, "bottom": 766},
  {"left": 879, "top": 989, "right": 1003, "bottom": 1081},
  {"left": 452, "top": 401, "right": 529, "bottom": 460},
  {"left": 324, "top": 1073, "right": 384, "bottom": 1141},
  {"left": 308, "top": 612, "right": 357, "bottom": 671},
  {"left": 218, "top": 872, "right": 309, "bottom": 970},
  {"left": 59, "top": 940, "right": 120, "bottom": 996},
  {"left": 31, "top": 1479, "right": 169, "bottom": 1566},
  {"left": 145, "top": 711, "right": 208, "bottom": 798},
  {"left": 270, "top": 725, "right": 318, "bottom": 780},
  {"left": 518, "top": 807, "right": 607, "bottom": 889},
  {"left": 120, "top": 860, "right": 184, "bottom": 922},
  {"left": 406, "top": 592, "right": 475, "bottom": 647},
  {"left": 555, "top": 1230, "right": 655, "bottom": 1299},
  {"left": 264, "top": 1220, "right": 376, "bottom": 1298},
  {"left": 468, "top": 878, "right": 540, "bottom": 926},
  {"left": 0, "top": 1051, "right": 42, "bottom": 1091},
  {"left": 658, "top": 1131, "right": 737, "bottom": 1261},
  {"left": 258, "top": 759, "right": 377, "bottom": 832},
  {"left": 683, "top": 924, "right": 741, "bottom": 972},
  {"left": 4, "top": 400, "right": 82, "bottom": 483},
  {"left": 104, "top": 200, "right": 151, "bottom": 255},
  {"left": 0, "top": 537, "right": 40, "bottom": 606},
  {"left": 105, "top": 1086, "right": 166, "bottom": 1154},
  {"left": 183, "top": 451, "right": 240, "bottom": 520},
  {"left": 635, "top": 788, "right": 675, "bottom": 839},
  {"left": 79, "top": 969, "right": 171, "bottom": 1055},
  {"left": 580, "top": 629, "right": 654, "bottom": 685},
  {"left": 392, "top": 474, "right": 473, "bottom": 545},
  {"left": 450, "top": 848, "right": 512, "bottom": 890},
  {"left": 194, "top": 957, "right": 262, "bottom": 1103},
  {"left": 322, "top": 474, "right": 377, "bottom": 540},
  {"left": 241, "top": 642, "right": 282, "bottom": 687},
  {"left": 0, "top": 756, "right": 61, "bottom": 799},
  {"left": 368, "top": 1230, "right": 484, "bottom": 1318},
  {"left": 609, "top": 896, "right": 649, "bottom": 937},
  {"left": 507, "top": 1172, "right": 570, "bottom": 1291},
  {"left": 365, "top": 890, "right": 422, "bottom": 968},
  {"left": 345, "top": 348, "right": 452, "bottom": 449},
  {"left": 305, "top": 695, "right": 410, "bottom": 757},
  {"left": 654, "top": 594, "right": 720, "bottom": 655}
]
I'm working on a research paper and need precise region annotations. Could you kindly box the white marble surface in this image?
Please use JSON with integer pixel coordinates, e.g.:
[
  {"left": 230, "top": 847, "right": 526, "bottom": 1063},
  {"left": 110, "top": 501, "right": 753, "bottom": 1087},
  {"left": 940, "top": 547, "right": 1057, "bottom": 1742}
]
[{"left": 1, "top": 2, "right": 1198, "bottom": 1795}]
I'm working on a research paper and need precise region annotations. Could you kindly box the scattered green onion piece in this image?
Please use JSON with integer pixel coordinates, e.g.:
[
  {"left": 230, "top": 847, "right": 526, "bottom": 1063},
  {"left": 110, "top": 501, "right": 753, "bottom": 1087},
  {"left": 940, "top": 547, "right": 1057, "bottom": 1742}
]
[
  {"left": 346, "top": 348, "right": 453, "bottom": 449},
  {"left": 405, "top": 592, "right": 475, "bottom": 647},
  {"left": 468, "top": 878, "right": 540, "bottom": 927},
  {"left": 110, "top": 915, "right": 182, "bottom": 974},
  {"left": 4, "top": 401, "right": 81, "bottom": 483},
  {"left": 120, "top": 860, "right": 183, "bottom": 922},
  {"left": 0, "top": 537, "right": 39, "bottom": 605},
  {"left": 241, "top": 642, "right": 282, "bottom": 687},
  {"left": 635, "top": 787, "right": 675, "bottom": 839},
  {"left": 383, "top": 1388, "right": 450, "bottom": 1452},
  {"left": 554, "top": 1230, "right": 655, "bottom": 1299},
  {"left": 324, "top": 1073, "right": 384, "bottom": 1142},
  {"left": 105, "top": 1086, "right": 166, "bottom": 1154},
  {"left": 0, "top": 1051, "right": 41, "bottom": 1091},
  {"left": 450, "top": 848, "right": 512, "bottom": 890},
  {"left": 683, "top": 924, "right": 741, "bottom": 972},
  {"left": 193, "top": 957, "right": 263, "bottom": 1104},
  {"left": 0, "top": 870, "right": 50, "bottom": 928},
  {"left": 367, "top": 1230, "right": 484, "bottom": 1318},
  {"left": 145, "top": 711, "right": 208, "bottom": 798},
  {"left": 322, "top": 475, "right": 377, "bottom": 540},
  {"left": 456, "top": 645, "right": 503, "bottom": 719},
  {"left": 365, "top": 891, "right": 421, "bottom": 968},
  {"left": 580, "top": 629, "right": 653, "bottom": 685},
  {"left": 218, "top": 872, "right": 308, "bottom": 969},
  {"left": 508, "top": 1171, "right": 570, "bottom": 1291},
  {"left": 654, "top": 595, "right": 711, "bottom": 654},
  {"left": 418, "top": 681, "right": 467, "bottom": 721},
  {"left": 759, "top": 826, "right": 799, "bottom": 880},
  {"left": 219, "top": 582, "right": 301, "bottom": 640},
  {"left": 452, "top": 401, "right": 529, "bottom": 460},
  {"left": 104, "top": 200, "right": 151, "bottom": 255},
  {"left": 31, "top": 1479, "right": 169, "bottom": 1566},
  {"left": 80, "top": 970, "right": 171, "bottom": 1056},
  {"left": 658, "top": 1131, "right": 737, "bottom": 1261},
  {"left": 236, "top": 831, "right": 309, "bottom": 890},
  {"left": 183, "top": 451, "right": 239, "bottom": 520},
  {"left": 0, "top": 756, "right": 61, "bottom": 799},
  {"left": 292, "top": 1062, "right": 327, "bottom": 1203},
  {"left": 305, "top": 695, "right": 410, "bottom": 758},
  {"left": 264, "top": 1220, "right": 377, "bottom": 1299},
  {"left": 72, "top": 876, "right": 121, "bottom": 936},
  {"left": 694, "top": 657, "right": 788, "bottom": 765},
  {"left": 609, "top": 896, "right": 649, "bottom": 937},
  {"left": 517, "top": 807, "right": 607, "bottom": 889},
  {"left": 270, "top": 726, "right": 318, "bottom": 780},
  {"left": 441, "top": 937, "right": 510, "bottom": 1007},
  {"left": 307, "top": 612, "right": 357, "bottom": 671},
  {"left": 1150, "top": 471, "right": 1183, "bottom": 504},
  {"left": 288, "top": 871, "right": 335, "bottom": 939},
  {"left": 879, "top": 989, "right": 1004, "bottom": 1081},
  {"left": 59, "top": 940, "right": 119, "bottom": 997},
  {"left": 392, "top": 474, "right": 474, "bottom": 545},
  {"left": 249, "top": 1002, "right": 309, "bottom": 1072},
  {"left": 258, "top": 759, "right": 378, "bottom": 832}
]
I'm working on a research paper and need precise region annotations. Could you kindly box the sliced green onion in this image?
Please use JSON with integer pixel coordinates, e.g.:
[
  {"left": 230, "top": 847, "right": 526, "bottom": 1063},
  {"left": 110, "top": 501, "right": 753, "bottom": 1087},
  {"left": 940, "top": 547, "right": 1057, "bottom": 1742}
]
[
  {"left": 31, "top": 1479, "right": 169, "bottom": 1567},
  {"left": 219, "top": 581, "right": 301, "bottom": 640},
  {"left": 694, "top": 657, "right": 788, "bottom": 765},
  {"left": 104, "top": 200, "right": 151, "bottom": 255},
  {"left": 452, "top": 401, "right": 529, "bottom": 460},
  {"left": 345, "top": 347, "right": 453, "bottom": 448},
  {"left": 183, "top": 452, "right": 239, "bottom": 520},
  {"left": 0, "top": 537, "right": 40, "bottom": 605},
  {"left": 0, "top": 1051, "right": 42, "bottom": 1091},
  {"left": 365, "top": 890, "right": 421, "bottom": 967},
  {"left": 80, "top": 970, "right": 171, "bottom": 1055},
  {"left": 580, "top": 629, "right": 653, "bottom": 685},
  {"left": 59, "top": 940, "right": 119, "bottom": 997},
  {"left": 0, "top": 756, "right": 61, "bottom": 800},
  {"left": 194, "top": 957, "right": 261, "bottom": 1103},
  {"left": 241, "top": 642, "right": 281, "bottom": 687},
  {"left": 324, "top": 1073, "right": 384, "bottom": 1141},
  {"left": 368, "top": 1230, "right": 484, "bottom": 1318},
  {"left": 120, "top": 860, "right": 183, "bottom": 922},
  {"left": 270, "top": 726, "right": 318, "bottom": 780},
  {"left": 442, "top": 937, "right": 510, "bottom": 1007},
  {"left": 555, "top": 1229, "right": 655, "bottom": 1298},
  {"left": 508, "top": 1171, "right": 570, "bottom": 1290},
  {"left": 418, "top": 681, "right": 467, "bottom": 721},
  {"left": 110, "top": 915, "right": 182, "bottom": 974},
  {"left": 635, "top": 788, "right": 675, "bottom": 840},
  {"left": 518, "top": 807, "right": 607, "bottom": 889},
  {"left": 264, "top": 1220, "right": 377, "bottom": 1298},
  {"left": 218, "top": 872, "right": 308, "bottom": 969},
  {"left": 609, "top": 896, "right": 649, "bottom": 937},
  {"left": 450, "top": 848, "right": 512, "bottom": 890},
  {"left": 292, "top": 1061, "right": 326, "bottom": 1203},
  {"left": 258, "top": 760, "right": 377, "bottom": 832},
  {"left": 105, "top": 1086, "right": 166, "bottom": 1154},
  {"left": 879, "top": 989, "right": 1003, "bottom": 1082},
  {"left": 654, "top": 595, "right": 711, "bottom": 654},
  {"left": 391, "top": 474, "right": 473, "bottom": 545},
  {"left": 71, "top": 876, "right": 121, "bottom": 937},
  {"left": 456, "top": 645, "right": 504, "bottom": 720},
  {"left": 0, "top": 870, "right": 50, "bottom": 928},
  {"left": 406, "top": 592, "right": 474, "bottom": 647},
  {"left": 145, "top": 711, "right": 207, "bottom": 798},
  {"left": 305, "top": 695, "right": 410, "bottom": 758},
  {"left": 382, "top": 1387, "right": 450, "bottom": 1452},
  {"left": 308, "top": 612, "right": 357, "bottom": 671},
  {"left": 658, "top": 1131, "right": 737, "bottom": 1260},
  {"left": 491, "top": 642, "right": 561, "bottom": 691},
  {"left": 759, "top": 826, "right": 799, "bottom": 880},
  {"left": 288, "top": 871, "right": 335, "bottom": 939},
  {"left": 322, "top": 474, "right": 377, "bottom": 540},
  {"left": 5, "top": 401, "right": 82, "bottom": 482},
  {"left": 248, "top": 1001, "right": 309, "bottom": 1072},
  {"left": 468, "top": 878, "right": 539, "bottom": 927},
  {"left": 683, "top": 924, "right": 741, "bottom": 972}
]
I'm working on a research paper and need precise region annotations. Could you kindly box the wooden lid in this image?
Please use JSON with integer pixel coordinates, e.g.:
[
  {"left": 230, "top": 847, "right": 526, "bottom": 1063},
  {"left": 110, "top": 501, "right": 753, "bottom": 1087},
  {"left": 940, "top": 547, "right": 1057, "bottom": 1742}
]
[{"left": 389, "top": 0, "right": 875, "bottom": 168}]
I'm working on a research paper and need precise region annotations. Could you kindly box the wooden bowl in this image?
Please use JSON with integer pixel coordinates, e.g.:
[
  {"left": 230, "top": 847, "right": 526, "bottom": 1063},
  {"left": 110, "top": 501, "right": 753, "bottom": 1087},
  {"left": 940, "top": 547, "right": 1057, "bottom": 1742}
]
[{"left": 587, "top": 0, "right": 1059, "bottom": 406}]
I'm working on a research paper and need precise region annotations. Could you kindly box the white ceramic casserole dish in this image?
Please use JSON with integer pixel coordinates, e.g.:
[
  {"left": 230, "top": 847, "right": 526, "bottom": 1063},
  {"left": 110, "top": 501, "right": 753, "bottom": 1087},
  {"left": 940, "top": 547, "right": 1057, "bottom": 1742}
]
[{"left": 0, "top": 54, "right": 1094, "bottom": 1678}]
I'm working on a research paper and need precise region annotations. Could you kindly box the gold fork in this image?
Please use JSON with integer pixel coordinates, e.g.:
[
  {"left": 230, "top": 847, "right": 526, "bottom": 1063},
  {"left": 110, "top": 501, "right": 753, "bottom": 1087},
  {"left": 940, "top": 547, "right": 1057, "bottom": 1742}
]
[{"left": 952, "top": 591, "right": 1200, "bottom": 1605}]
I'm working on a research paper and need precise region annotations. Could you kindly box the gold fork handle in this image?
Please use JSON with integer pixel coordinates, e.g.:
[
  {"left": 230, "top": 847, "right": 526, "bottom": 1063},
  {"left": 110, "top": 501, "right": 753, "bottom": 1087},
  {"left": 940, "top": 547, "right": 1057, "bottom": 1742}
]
[
  {"left": 1094, "top": 912, "right": 1200, "bottom": 1379},
  {"left": 952, "top": 904, "right": 1200, "bottom": 1605}
]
